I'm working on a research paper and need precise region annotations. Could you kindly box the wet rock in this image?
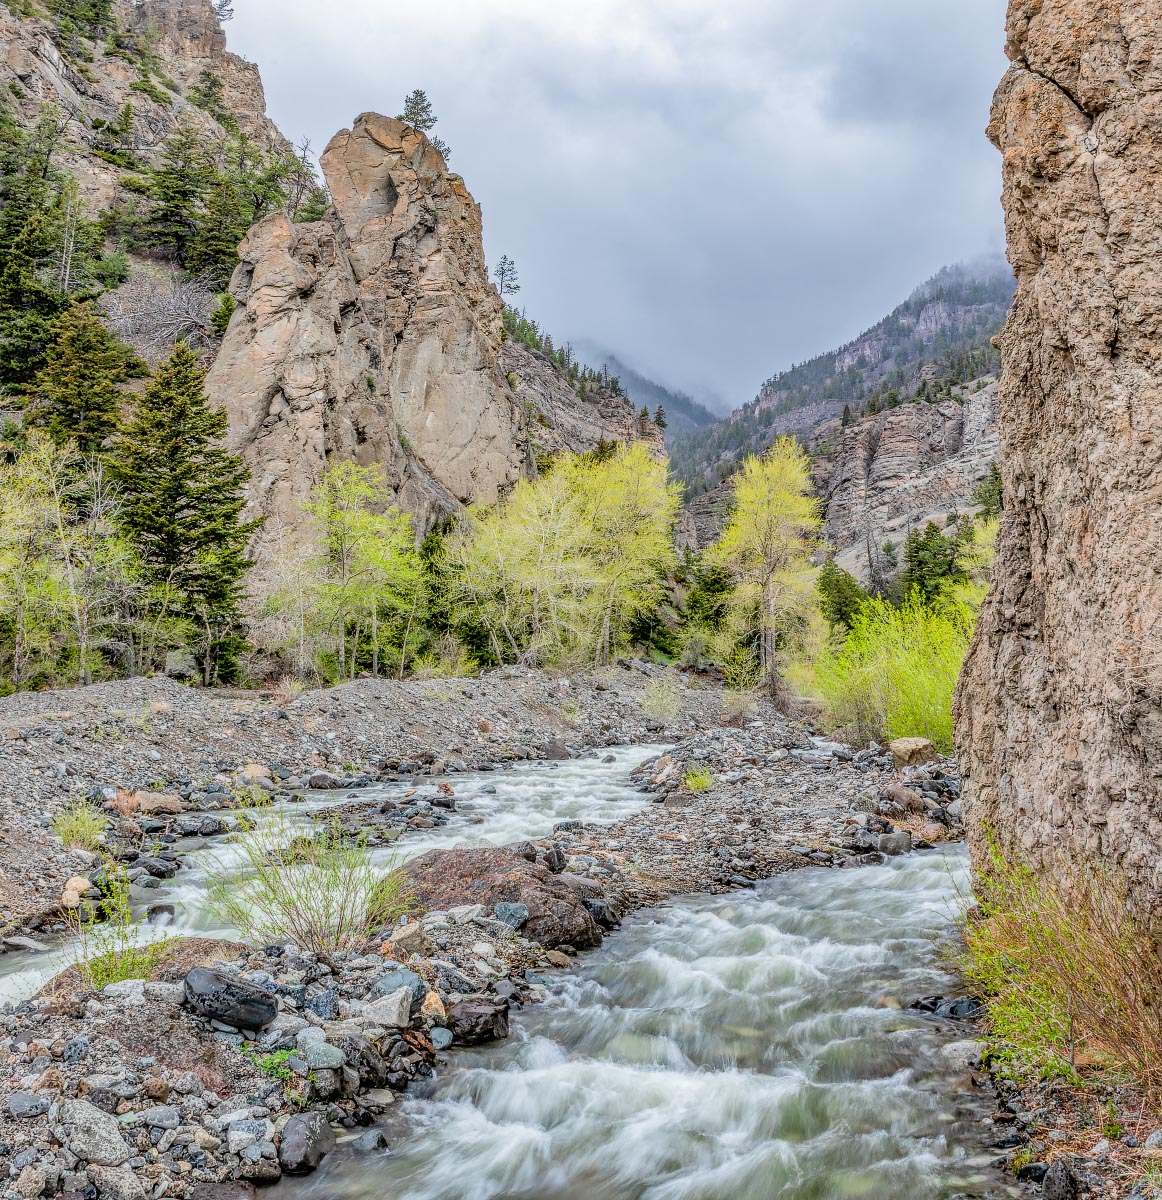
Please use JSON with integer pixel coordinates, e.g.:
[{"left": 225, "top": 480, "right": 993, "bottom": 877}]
[
  {"left": 1016, "top": 1162, "right": 1048, "bottom": 1184},
  {"left": 431, "top": 1027, "right": 454, "bottom": 1051},
  {"left": 337, "top": 1035, "right": 388, "bottom": 1088},
  {"left": 135, "top": 855, "right": 180, "bottom": 879},
  {"left": 352, "top": 1128, "right": 389, "bottom": 1152},
  {"left": 183, "top": 967, "right": 278, "bottom": 1030},
  {"left": 279, "top": 1111, "right": 336, "bottom": 1175},
  {"left": 60, "top": 1098, "right": 132, "bottom": 1165},
  {"left": 299, "top": 1040, "right": 346, "bottom": 1069},
  {"left": 386, "top": 920, "right": 430, "bottom": 958},
  {"left": 876, "top": 832, "right": 912, "bottom": 856},
  {"left": 448, "top": 998, "right": 510, "bottom": 1045},
  {"left": 405, "top": 847, "right": 602, "bottom": 949}
]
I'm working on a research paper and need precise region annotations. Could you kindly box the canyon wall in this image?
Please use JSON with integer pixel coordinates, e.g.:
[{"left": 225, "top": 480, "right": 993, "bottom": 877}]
[
  {"left": 207, "top": 113, "right": 660, "bottom": 547},
  {"left": 955, "top": 0, "right": 1162, "bottom": 909}
]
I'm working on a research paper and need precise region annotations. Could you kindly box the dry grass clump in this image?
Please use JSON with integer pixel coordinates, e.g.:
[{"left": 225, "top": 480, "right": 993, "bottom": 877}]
[
  {"left": 958, "top": 839, "right": 1162, "bottom": 1102},
  {"left": 720, "top": 689, "right": 757, "bottom": 727},
  {"left": 207, "top": 817, "right": 413, "bottom": 962},
  {"left": 640, "top": 676, "right": 683, "bottom": 724}
]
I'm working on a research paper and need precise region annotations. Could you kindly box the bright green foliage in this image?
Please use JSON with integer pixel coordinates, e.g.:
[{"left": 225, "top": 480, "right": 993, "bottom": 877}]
[
  {"left": 206, "top": 817, "right": 414, "bottom": 961},
  {"left": 956, "top": 838, "right": 1162, "bottom": 1099},
  {"left": 48, "top": 0, "right": 115, "bottom": 42},
  {"left": 973, "top": 462, "right": 1003, "bottom": 520},
  {"left": 110, "top": 343, "right": 259, "bottom": 683},
  {"left": 445, "top": 443, "right": 678, "bottom": 669},
  {"left": 817, "top": 559, "right": 868, "bottom": 631},
  {"left": 52, "top": 798, "right": 107, "bottom": 851},
  {"left": 0, "top": 433, "right": 139, "bottom": 690},
  {"left": 684, "top": 765, "right": 712, "bottom": 792},
  {"left": 709, "top": 439, "right": 821, "bottom": 693},
  {"left": 813, "top": 592, "right": 972, "bottom": 751},
  {"left": 25, "top": 303, "right": 144, "bottom": 452},
  {"left": 260, "top": 463, "right": 426, "bottom": 681}
]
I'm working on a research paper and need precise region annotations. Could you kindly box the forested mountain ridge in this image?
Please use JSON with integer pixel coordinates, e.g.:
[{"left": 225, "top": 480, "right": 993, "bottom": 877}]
[
  {"left": 670, "top": 260, "right": 1015, "bottom": 495},
  {"left": 572, "top": 345, "right": 721, "bottom": 441}
]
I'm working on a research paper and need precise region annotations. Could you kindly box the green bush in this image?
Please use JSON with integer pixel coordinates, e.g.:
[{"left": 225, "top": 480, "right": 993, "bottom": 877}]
[
  {"left": 956, "top": 837, "right": 1162, "bottom": 1101},
  {"left": 683, "top": 765, "right": 712, "bottom": 792},
  {"left": 207, "top": 817, "right": 413, "bottom": 962},
  {"left": 813, "top": 592, "right": 971, "bottom": 751},
  {"left": 70, "top": 865, "right": 173, "bottom": 990},
  {"left": 52, "top": 799, "right": 107, "bottom": 851}
]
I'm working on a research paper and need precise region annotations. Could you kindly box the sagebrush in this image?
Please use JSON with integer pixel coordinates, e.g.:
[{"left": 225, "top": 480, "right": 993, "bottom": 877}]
[{"left": 52, "top": 799, "right": 106, "bottom": 851}]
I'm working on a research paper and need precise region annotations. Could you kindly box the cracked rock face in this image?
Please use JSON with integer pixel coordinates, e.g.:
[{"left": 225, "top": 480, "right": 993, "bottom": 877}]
[
  {"left": 955, "top": 1, "right": 1162, "bottom": 909},
  {"left": 821, "top": 386, "right": 999, "bottom": 583},
  {"left": 207, "top": 113, "right": 528, "bottom": 549}
]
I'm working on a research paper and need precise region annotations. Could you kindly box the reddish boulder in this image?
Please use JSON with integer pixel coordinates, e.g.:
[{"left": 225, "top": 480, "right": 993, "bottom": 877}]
[{"left": 403, "top": 847, "right": 602, "bottom": 949}]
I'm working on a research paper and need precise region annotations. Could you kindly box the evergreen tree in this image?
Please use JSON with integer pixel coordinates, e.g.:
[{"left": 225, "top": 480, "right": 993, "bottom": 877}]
[
  {"left": 135, "top": 120, "right": 212, "bottom": 262},
  {"left": 397, "top": 89, "right": 437, "bottom": 133},
  {"left": 653, "top": 405, "right": 668, "bottom": 429},
  {"left": 841, "top": 403, "right": 853, "bottom": 427},
  {"left": 25, "top": 303, "right": 144, "bottom": 452},
  {"left": 494, "top": 254, "right": 520, "bottom": 298},
  {"left": 817, "top": 559, "right": 868, "bottom": 631},
  {"left": 110, "top": 343, "right": 260, "bottom": 682},
  {"left": 973, "top": 462, "right": 1003, "bottom": 520}
]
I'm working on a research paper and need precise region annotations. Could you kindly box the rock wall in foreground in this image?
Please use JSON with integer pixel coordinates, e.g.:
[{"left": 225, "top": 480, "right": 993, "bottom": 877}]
[{"left": 954, "top": 0, "right": 1162, "bottom": 909}]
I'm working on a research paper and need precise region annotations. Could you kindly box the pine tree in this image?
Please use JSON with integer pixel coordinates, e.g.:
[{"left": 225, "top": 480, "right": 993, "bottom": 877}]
[
  {"left": 136, "top": 121, "right": 212, "bottom": 262},
  {"left": 110, "top": 343, "right": 260, "bottom": 682},
  {"left": 653, "top": 405, "right": 668, "bottom": 429},
  {"left": 25, "top": 303, "right": 144, "bottom": 452},
  {"left": 397, "top": 89, "right": 437, "bottom": 133}
]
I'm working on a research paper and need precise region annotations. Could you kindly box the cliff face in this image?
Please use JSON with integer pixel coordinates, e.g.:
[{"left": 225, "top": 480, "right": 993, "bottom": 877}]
[
  {"left": 819, "top": 387, "right": 998, "bottom": 582},
  {"left": 0, "top": 0, "right": 286, "bottom": 210},
  {"left": 208, "top": 113, "right": 660, "bottom": 545},
  {"left": 955, "top": 1, "right": 1162, "bottom": 910}
]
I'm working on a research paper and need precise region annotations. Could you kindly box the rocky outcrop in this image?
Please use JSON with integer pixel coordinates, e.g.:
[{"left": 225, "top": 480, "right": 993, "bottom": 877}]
[
  {"left": 403, "top": 846, "right": 604, "bottom": 949},
  {"left": 819, "top": 386, "right": 999, "bottom": 581},
  {"left": 0, "top": 0, "right": 287, "bottom": 211},
  {"left": 955, "top": 2, "right": 1162, "bottom": 912},
  {"left": 209, "top": 113, "right": 659, "bottom": 548}
]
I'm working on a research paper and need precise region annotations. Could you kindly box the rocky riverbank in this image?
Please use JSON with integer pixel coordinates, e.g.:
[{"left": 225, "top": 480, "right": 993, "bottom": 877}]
[{"left": 1, "top": 665, "right": 970, "bottom": 1199}]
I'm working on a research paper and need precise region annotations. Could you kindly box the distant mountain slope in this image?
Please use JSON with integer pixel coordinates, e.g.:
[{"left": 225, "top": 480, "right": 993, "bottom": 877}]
[
  {"left": 670, "top": 259, "right": 1015, "bottom": 494},
  {"left": 575, "top": 346, "right": 720, "bottom": 442}
]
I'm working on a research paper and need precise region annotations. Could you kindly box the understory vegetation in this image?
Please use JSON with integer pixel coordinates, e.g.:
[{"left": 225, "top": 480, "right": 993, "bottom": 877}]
[
  {"left": 205, "top": 819, "right": 413, "bottom": 961},
  {"left": 957, "top": 838, "right": 1162, "bottom": 1103},
  {"left": 69, "top": 865, "right": 173, "bottom": 990}
]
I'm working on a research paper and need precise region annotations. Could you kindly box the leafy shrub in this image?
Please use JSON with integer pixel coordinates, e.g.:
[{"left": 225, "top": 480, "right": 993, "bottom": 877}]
[
  {"left": 683, "top": 765, "right": 712, "bottom": 792},
  {"left": 640, "top": 676, "right": 682, "bottom": 724},
  {"left": 52, "top": 799, "right": 107, "bottom": 851},
  {"left": 956, "top": 838, "right": 1162, "bottom": 1101},
  {"left": 206, "top": 818, "right": 413, "bottom": 961},
  {"left": 813, "top": 592, "right": 971, "bottom": 752},
  {"left": 70, "top": 865, "right": 172, "bottom": 990}
]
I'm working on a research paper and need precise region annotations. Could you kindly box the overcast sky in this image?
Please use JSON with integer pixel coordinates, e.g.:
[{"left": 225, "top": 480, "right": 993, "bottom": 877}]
[{"left": 228, "top": 0, "right": 1009, "bottom": 411}]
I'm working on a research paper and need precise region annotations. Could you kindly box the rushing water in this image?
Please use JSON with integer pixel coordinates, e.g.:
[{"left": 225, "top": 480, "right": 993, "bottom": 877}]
[
  {"left": 0, "top": 746, "right": 664, "bottom": 1005},
  {"left": 276, "top": 850, "right": 1010, "bottom": 1200}
]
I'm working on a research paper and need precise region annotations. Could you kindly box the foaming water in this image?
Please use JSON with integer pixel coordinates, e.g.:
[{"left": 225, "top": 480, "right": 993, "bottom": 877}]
[
  {"left": 0, "top": 746, "right": 663, "bottom": 1004},
  {"left": 276, "top": 850, "right": 1010, "bottom": 1200}
]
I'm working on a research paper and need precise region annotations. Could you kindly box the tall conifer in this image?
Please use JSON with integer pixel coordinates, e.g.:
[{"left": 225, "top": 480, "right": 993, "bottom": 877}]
[
  {"left": 25, "top": 303, "right": 144, "bottom": 452},
  {"left": 110, "top": 342, "right": 260, "bottom": 682}
]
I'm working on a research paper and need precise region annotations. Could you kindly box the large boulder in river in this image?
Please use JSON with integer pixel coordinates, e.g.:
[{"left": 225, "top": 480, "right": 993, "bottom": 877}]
[
  {"left": 278, "top": 1111, "right": 336, "bottom": 1175},
  {"left": 404, "top": 847, "right": 602, "bottom": 949},
  {"left": 183, "top": 967, "right": 277, "bottom": 1030},
  {"left": 448, "top": 997, "right": 509, "bottom": 1045}
]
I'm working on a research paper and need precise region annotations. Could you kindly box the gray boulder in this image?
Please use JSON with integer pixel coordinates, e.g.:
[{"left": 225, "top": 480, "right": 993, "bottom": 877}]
[{"left": 279, "top": 1111, "right": 336, "bottom": 1175}]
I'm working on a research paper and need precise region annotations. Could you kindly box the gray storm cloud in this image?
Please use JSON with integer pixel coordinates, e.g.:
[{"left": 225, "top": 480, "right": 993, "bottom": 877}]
[{"left": 228, "top": 0, "right": 1008, "bottom": 410}]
